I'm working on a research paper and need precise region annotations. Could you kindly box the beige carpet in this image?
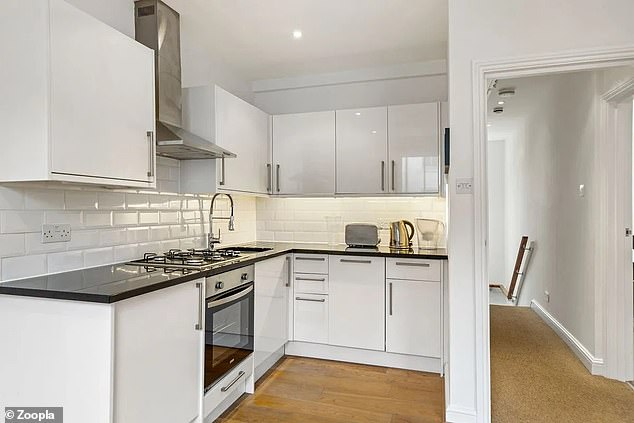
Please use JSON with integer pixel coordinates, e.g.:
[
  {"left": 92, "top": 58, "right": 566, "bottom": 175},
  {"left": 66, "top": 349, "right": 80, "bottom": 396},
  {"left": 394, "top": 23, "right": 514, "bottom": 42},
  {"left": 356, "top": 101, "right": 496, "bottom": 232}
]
[{"left": 490, "top": 305, "right": 634, "bottom": 423}]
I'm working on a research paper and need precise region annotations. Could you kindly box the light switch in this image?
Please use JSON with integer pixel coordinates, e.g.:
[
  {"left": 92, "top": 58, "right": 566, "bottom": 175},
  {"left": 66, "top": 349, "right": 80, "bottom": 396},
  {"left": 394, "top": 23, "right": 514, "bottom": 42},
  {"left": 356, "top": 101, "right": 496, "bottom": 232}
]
[{"left": 456, "top": 178, "right": 474, "bottom": 195}]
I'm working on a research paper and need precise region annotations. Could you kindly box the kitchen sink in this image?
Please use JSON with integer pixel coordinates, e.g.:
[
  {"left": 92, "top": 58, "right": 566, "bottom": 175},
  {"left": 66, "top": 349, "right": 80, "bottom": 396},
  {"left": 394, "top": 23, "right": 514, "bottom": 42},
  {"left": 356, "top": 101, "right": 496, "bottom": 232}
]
[{"left": 218, "top": 246, "right": 273, "bottom": 253}]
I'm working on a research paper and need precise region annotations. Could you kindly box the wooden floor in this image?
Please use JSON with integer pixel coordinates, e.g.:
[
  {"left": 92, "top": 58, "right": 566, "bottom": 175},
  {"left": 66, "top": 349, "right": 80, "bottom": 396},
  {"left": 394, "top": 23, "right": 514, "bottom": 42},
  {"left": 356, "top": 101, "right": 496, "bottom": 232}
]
[{"left": 217, "top": 356, "right": 445, "bottom": 423}]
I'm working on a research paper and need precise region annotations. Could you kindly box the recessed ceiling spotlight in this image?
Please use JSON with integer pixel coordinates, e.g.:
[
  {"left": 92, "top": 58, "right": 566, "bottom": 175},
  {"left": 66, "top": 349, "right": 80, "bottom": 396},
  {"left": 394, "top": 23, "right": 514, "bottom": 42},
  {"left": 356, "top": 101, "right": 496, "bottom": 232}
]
[
  {"left": 292, "top": 30, "right": 302, "bottom": 39},
  {"left": 498, "top": 87, "right": 516, "bottom": 98},
  {"left": 371, "top": 130, "right": 377, "bottom": 134},
  {"left": 487, "top": 123, "right": 492, "bottom": 127},
  {"left": 497, "top": 100, "right": 505, "bottom": 105},
  {"left": 355, "top": 112, "right": 361, "bottom": 116}
]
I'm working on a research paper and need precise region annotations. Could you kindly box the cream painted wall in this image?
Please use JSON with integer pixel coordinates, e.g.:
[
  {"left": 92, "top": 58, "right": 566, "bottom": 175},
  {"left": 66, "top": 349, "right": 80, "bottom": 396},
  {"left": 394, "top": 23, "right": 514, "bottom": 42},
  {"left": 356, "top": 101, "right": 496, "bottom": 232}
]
[
  {"left": 486, "top": 140, "right": 505, "bottom": 287},
  {"left": 447, "top": 1, "right": 634, "bottom": 421}
]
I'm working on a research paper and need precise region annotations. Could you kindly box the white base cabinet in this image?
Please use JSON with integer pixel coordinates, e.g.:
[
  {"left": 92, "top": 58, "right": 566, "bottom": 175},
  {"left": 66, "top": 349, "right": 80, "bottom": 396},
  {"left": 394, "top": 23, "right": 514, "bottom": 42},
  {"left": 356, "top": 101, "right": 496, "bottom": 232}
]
[
  {"left": 386, "top": 279, "right": 441, "bottom": 357},
  {"left": 328, "top": 255, "right": 385, "bottom": 351},
  {"left": 0, "top": 0, "right": 156, "bottom": 188},
  {"left": 254, "top": 255, "right": 291, "bottom": 378},
  {"left": 0, "top": 279, "right": 204, "bottom": 423}
]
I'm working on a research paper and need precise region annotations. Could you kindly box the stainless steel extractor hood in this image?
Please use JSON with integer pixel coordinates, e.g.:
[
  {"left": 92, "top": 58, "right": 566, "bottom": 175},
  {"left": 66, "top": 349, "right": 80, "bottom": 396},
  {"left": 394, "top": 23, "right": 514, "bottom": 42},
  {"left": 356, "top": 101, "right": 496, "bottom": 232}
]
[{"left": 134, "top": 0, "right": 236, "bottom": 160}]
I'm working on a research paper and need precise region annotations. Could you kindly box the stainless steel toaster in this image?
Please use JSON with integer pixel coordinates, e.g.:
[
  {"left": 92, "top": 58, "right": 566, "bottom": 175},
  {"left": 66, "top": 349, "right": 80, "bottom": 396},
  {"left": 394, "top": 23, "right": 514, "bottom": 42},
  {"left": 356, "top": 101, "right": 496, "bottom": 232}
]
[{"left": 345, "top": 224, "right": 380, "bottom": 247}]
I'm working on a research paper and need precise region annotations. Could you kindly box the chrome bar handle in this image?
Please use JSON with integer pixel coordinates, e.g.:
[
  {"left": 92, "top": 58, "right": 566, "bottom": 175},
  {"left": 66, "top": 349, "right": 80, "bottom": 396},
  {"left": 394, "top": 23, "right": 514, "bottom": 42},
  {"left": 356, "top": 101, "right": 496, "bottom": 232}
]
[
  {"left": 220, "top": 371, "right": 245, "bottom": 392},
  {"left": 267, "top": 163, "right": 272, "bottom": 193},
  {"left": 381, "top": 161, "right": 385, "bottom": 191},
  {"left": 296, "top": 297, "right": 326, "bottom": 303},
  {"left": 395, "top": 262, "right": 431, "bottom": 267},
  {"left": 389, "top": 282, "right": 393, "bottom": 316},
  {"left": 146, "top": 131, "right": 154, "bottom": 178},
  {"left": 285, "top": 256, "right": 292, "bottom": 287},
  {"left": 195, "top": 282, "right": 203, "bottom": 330},
  {"left": 295, "top": 277, "right": 326, "bottom": 282},
  {"left": 276, "top": 164, "right": 281, "bottom": 192},
  {"left": 340, "top": 258, "right": 372, "bottom": 264},
  {"left": 219, "top": 156, "right": 226, "bottom": 186},
  {"left": 391, "top": 160, "right": 395, "bottom": 191},
  {"left": 295, "top": 256, "right": 325, "bottom": 261}
]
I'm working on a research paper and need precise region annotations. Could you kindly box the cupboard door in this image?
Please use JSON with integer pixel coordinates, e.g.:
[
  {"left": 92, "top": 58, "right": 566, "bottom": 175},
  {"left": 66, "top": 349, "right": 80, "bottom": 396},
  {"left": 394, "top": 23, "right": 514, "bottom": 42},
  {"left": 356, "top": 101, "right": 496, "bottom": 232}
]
[
  {"left": 49, "top": 0, "right": 155, "bottom": 183},
  {"left": 114, "top": 280, "right": 202, "bottom": 423},
  {"left": 272, "top": 111, "right": 335, "bottom": 195},
  {"left": 328, "top": 256, "right": 385, "bottom": 350},
  {"left": 386, "top": 279, "right": 441, "bottom": 357},
  {"left": 254, "top": 255, "right": 290, "bottom": 376},
  {"left": 335, "top": 107, "right": 388, "bottom": 194},
  {"left": 215, "top": 86, "right": 270, "bottom": 194},
  {"left": 388, "top": 103, "right": 440, "bottom": 194},
  {"left": 294, "top": 294, "right": 329, "bottom": 344}
]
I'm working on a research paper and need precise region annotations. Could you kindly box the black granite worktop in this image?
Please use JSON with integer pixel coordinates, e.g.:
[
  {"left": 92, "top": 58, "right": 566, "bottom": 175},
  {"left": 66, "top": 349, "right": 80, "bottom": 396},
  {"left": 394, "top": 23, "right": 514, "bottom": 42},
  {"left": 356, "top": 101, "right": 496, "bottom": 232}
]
[{"left": 0, "top": 242, "right": 447, "bottom": 303}]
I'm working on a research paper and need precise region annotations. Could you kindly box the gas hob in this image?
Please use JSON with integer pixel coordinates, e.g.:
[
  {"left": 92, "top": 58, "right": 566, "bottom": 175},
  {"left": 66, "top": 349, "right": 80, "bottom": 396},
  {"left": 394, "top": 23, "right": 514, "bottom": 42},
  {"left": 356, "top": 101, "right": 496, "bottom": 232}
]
[{"left": 127, "top": 248, "right": 248, "bottom": 272}]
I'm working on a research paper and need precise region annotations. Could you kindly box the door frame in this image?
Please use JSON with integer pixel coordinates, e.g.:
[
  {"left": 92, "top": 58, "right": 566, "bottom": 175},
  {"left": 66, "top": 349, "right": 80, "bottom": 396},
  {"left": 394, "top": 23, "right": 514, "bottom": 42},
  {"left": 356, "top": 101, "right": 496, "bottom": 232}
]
[{"left": 471, "top": 46, "right": 634, "bottom": 422}]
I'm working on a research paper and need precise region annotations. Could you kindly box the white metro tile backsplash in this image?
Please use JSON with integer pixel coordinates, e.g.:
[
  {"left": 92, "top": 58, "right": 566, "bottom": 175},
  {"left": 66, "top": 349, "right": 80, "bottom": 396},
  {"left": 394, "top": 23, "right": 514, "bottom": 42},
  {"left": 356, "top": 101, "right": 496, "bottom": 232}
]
[
  {"left": 256, "top": 197, "right": 447, "bottom": 247},
  {"left": 0, "top": 182, "right": 256, "bottom": 281}
]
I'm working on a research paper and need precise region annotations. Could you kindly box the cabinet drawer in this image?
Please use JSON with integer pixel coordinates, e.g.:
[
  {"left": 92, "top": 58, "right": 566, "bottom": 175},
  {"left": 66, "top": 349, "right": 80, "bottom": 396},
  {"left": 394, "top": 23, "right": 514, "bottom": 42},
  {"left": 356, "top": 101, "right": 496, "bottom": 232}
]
[
  {"left": 293, "top": 254, "right": 328, "bottom": 274},
  {"left": 294, "top": 294, "right": 328, "bottom": 344},
  {"left": 386, "top": 258, "right": 441, "bottom": 281},
  {"left": 203, "top": 355, "right": 253, "bottom": 416},
  {"left": 294, "top": 273, "right": 328, "bottom": 294}
]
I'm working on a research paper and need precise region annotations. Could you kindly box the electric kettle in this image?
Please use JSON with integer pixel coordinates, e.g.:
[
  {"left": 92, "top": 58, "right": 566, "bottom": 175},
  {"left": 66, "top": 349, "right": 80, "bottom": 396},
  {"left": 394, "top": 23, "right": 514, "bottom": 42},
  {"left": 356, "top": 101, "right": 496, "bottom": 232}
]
[{"left": 389, "top": 220, "right": 415, "bottom": 249}]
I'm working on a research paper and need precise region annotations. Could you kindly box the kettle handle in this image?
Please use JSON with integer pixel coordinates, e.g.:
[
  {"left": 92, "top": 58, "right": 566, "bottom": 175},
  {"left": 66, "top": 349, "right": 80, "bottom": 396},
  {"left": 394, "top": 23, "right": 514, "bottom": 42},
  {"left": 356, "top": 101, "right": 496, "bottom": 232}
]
[{"left": 404, "top": 220, "right": 415, "bottom": 242}]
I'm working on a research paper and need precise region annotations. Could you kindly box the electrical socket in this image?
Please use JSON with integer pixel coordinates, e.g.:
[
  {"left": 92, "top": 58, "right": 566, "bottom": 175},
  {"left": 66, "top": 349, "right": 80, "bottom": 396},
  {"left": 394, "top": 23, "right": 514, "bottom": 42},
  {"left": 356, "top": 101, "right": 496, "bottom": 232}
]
[
  {"left": 544, "top": 290, "right": 550, "bottom": 303},
  {"left": 42, "top": 224, "right": 72, "bottom": 244},
  {"left": 456, "top": 178, "right": 474, "bottom": 194}
]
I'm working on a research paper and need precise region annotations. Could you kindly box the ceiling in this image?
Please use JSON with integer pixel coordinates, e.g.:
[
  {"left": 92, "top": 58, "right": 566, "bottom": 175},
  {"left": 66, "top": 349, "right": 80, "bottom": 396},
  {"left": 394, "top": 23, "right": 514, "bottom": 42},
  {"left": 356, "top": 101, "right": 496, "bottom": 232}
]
[{"left": 163, "top": 0, "right": 447, "bottom": 82}]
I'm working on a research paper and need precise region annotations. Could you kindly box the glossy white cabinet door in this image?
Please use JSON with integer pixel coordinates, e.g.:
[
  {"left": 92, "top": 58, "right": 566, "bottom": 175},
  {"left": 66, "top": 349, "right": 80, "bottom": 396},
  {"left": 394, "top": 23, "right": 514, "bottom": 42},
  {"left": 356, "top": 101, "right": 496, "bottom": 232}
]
[
  {"left": 388, "top": 103, "right": 440, "bottom": 194},
  {"left": 336, "top": 107, "right": 388, "bottom": 194},
  {"left": 294, "top": 294, "right": 329, "bottom": 343},
  {"left": 328, "top": 255, "right": 385, "bottom": 350},
  {"left": 386, "top": 279, "right": 441, "bottom": 358},
  {"left": 272, "top": 111, "right": 335, "bottom": 195},
  {"left": 254, "top": 255, "right": 290, "bottom": 371},
  {"left": 49, "top": 0, "right": 155, "bottom": 183},
  {"left": 114, "top": 280, "right": 202, "bottom": 423},
  {"left": 216, "top": 86, "right": 271, "bottom": 194}
]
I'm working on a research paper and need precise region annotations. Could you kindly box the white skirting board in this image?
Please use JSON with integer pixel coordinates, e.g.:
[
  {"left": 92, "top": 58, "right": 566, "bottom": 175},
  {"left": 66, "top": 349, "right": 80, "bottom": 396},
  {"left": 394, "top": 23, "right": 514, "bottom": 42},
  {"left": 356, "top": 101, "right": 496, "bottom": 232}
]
[
  {"left": 255, "top": 346, "right": 285, "bottom": 382},
  {"left": 444, "top": 405, "right": 478, "bottom": 423},
  {"left": 285, "top": 341, "right": 442, "bottom": 373},
  {"left": 530, "top": 300, "right": 604, "bottom": 374}
]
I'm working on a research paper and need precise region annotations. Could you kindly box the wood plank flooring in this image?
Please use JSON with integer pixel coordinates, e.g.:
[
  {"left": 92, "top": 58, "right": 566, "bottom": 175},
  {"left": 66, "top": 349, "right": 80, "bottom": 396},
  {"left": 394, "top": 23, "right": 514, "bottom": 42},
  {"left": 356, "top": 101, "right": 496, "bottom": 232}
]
[{"left": 217, "top": 356, "right": 445, "bottom": 423}]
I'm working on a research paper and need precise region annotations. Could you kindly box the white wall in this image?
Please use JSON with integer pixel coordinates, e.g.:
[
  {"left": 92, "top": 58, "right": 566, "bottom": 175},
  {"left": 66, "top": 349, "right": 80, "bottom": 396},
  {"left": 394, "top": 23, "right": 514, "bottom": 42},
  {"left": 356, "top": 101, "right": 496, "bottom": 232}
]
[
  {"left": 253, "top": 74, "right": 447, "bottom": 114},
  {"left": 256, "top": 197, "right": 447, "bottom": 247},
  {"left": 486, "top": 140, "right": 505, "bottom": 286},
  {"left": 447, "top": 1, "right": 634, "bottom": 421},
  {"left": 65, "top": 0, "right": 134, "bottom": 37}
]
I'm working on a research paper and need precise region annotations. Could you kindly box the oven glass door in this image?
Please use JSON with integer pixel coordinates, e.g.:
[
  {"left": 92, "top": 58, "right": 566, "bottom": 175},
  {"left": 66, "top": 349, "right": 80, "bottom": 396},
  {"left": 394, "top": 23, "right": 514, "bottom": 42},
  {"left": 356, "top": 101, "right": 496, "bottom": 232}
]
[{"left": 204, "top": 282, "right": 254, "bottom": 392}]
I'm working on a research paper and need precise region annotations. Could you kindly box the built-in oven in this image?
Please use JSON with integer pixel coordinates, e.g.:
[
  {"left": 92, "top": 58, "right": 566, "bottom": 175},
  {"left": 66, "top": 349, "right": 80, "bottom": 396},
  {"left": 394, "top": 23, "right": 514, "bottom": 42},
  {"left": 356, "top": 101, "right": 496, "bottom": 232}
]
[{"left": 204, "top": 265, "right": 255, "bottom": 393}]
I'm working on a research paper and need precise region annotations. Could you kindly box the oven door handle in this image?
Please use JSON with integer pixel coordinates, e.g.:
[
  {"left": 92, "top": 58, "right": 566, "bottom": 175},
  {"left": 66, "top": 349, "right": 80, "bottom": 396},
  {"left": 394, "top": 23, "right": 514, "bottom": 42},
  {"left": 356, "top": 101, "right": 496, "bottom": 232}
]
[{"left": 208, "top": 284, "right": 253, "bottom": 308}]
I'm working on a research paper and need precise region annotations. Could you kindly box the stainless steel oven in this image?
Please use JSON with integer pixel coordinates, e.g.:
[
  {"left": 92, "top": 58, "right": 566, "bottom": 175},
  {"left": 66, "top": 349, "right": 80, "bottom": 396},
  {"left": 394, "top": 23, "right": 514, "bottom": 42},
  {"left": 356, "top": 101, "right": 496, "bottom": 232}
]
[{"left": 204, "top": 265, "right": 254, "bottom": 392}]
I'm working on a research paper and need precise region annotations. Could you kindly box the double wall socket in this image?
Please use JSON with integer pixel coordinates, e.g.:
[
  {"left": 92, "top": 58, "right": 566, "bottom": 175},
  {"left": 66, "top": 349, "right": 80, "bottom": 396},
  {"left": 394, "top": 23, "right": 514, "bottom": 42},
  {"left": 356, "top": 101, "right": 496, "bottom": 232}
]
[{"left": 42, "top": 224, "right": 72, "bottom": 243}]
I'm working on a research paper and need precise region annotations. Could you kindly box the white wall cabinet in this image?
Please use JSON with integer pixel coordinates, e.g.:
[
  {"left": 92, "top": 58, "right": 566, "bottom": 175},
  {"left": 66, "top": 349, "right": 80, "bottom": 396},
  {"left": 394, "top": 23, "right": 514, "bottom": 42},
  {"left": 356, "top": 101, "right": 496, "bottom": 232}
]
[
  {"left": 386, "top": 279, "right": 441, "bottom": 357},
  {"left": 182, "top": 85, "right": 270, "bottom": 194},
  {"left": 388, "top": 103, "right": 440, "bottom": 194},
  {"left": 216, "top": 86, "right": 271, "bottom": 194},
  {"left": 254, "top": 255, "right": 291, "bottom": 378},
  {"left": 272, "top": 111, "right": 336, "bottom": 195},
  {"left": 335, "top": 107, "right": 388, "bottom": 194},
  {"left": 328, "top": 255, "right": 385, "bottom": 350},
  {"left": 0, "top": 0, "right": 155, "bottom": 188}
]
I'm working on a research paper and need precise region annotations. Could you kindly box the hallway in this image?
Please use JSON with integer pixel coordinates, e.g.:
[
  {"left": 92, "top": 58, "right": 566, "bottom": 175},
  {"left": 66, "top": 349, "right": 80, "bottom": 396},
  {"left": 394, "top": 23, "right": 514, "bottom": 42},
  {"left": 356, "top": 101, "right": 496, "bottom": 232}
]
[{"left": 490, "top": 305, "right": 634, "bottom": 422}]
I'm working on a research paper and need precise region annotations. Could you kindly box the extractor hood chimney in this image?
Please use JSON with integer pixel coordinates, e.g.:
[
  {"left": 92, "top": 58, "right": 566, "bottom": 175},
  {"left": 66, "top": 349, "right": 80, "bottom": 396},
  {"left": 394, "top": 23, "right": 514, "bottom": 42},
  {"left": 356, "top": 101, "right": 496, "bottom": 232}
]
[{"left": 134, "top": 0, "right": 236, "bottom": 160}]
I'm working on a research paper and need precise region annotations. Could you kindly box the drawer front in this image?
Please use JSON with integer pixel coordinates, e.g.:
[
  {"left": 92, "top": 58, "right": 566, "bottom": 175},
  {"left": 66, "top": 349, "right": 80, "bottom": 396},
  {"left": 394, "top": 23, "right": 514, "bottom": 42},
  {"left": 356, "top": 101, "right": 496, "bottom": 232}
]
[
  {"left": 293, "top": 254, "right": 328, "bottom": 274},
  {"left": 294, "top": 273, "right": 328, "bottom": 294},
  {"left": 386, "top": 258, "right": 441, "bottom": 281},
  {"left": 203, "top": 356, "right": 253, "bottom": 415},
  {"left": 294, "top": 294, "right": 329, "bottom": 344}
]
